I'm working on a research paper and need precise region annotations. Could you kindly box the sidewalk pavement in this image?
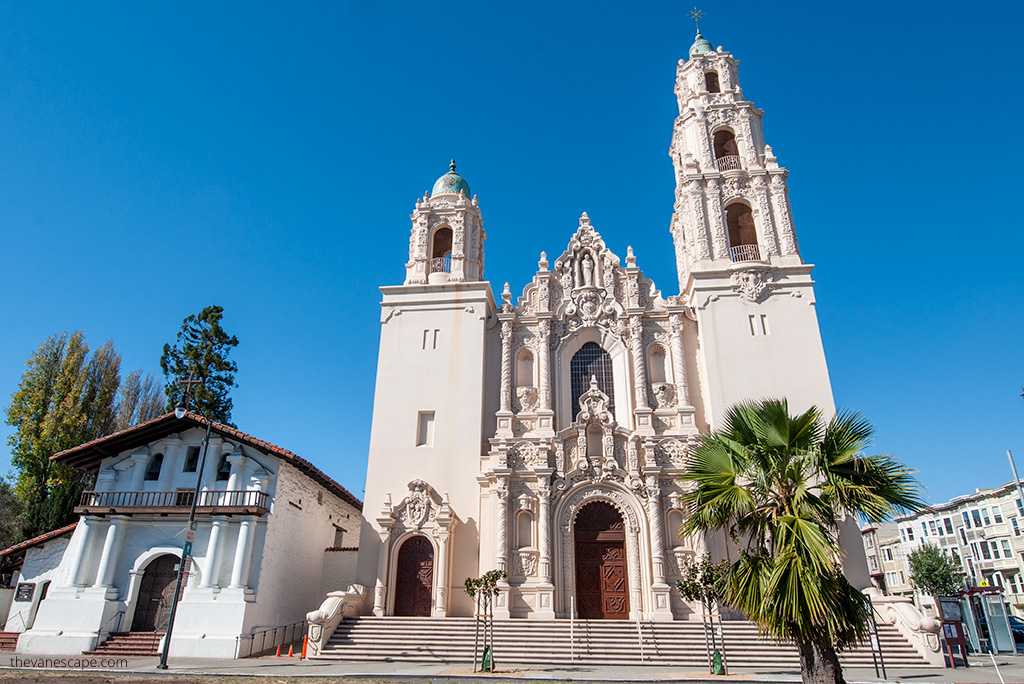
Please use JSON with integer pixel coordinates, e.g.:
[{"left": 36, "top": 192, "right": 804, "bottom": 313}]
[{"left": 4, "top": 652, "right": 1024, "bottom": 684}]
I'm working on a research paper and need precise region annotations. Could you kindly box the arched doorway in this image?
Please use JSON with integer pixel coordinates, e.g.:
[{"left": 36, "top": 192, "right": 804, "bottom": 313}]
[
  {"left": 393, "top": 536, "right": 434, "bottom": 616},
  {"left": 131, "top": 554, "right": 178, "bottom": 632},
  {"left": 574, "top": 501, "right": 629, "bottom": 619}
]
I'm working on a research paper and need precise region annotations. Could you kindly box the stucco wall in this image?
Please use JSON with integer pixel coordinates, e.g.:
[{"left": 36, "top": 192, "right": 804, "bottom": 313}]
[
  {"left": 2, "top": 536, "right": 72, "bottom": 632},
  {"left": 255, "top": 461, "right": 361, "bottom": 632}
]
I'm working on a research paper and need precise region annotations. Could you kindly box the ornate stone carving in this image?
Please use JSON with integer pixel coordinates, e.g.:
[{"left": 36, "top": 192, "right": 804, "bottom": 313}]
[
  {"left": 654, "top": 439, "right": 690, "bottom": 467},
  {"left": 508, "top": 442, "right": 546, "bottom": 469},
  {"left": 512, "top": 549, "right": 539, "bottom": 577},
  {"left": 730, "top": 268, "right": 774, "bottom": 302},
  {"left": 402, "top": 479, "right": 432, "bottom": 528},
  {"left": 515, "top": 386, "right": 539, "bottom": 413},
  {"left": 651, "top": 382, "right": 677, "bottom": 409}
]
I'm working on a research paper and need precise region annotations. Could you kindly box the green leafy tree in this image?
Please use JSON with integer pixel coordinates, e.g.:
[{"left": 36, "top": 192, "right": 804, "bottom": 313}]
[
  {"left": 160, "top": 305, "right": 239, "bottom": 425},
  {"left": 680, "top": 398, "right": 925, "bottom": 684},
  {"left": 114, "top": 369, "right": 164, "bottom": 431},
  {"left": 907, "top": 544, "right": 966, "bottom": 598},
  {"left": 5, "top": 332, "right": 121, "bottom": 538},
  {"left": 0, "top": 477, "right": 23, "bottom": 551}
]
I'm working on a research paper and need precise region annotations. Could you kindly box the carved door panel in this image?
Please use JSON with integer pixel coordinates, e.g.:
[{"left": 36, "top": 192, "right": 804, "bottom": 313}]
[
  {"left": 574, "top": 501, "right": 629, "bottom": 619},
  {"left": 393, "top": 536, "right": 434, "bottom": 617},
  {"left": 132, "top": 555, "right": 178, "bottom": 632}
]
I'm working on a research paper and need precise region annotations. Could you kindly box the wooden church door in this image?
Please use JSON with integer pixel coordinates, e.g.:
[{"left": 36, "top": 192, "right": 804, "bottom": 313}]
[
  {"left": 574, "top": 501, "right": 629, "bottom": 619},
  {"left": 131, "top": 555, "right": 178, "bottom": 632},
  {"left": 393, "top": 536, "right": 434, "bottom": 616}
]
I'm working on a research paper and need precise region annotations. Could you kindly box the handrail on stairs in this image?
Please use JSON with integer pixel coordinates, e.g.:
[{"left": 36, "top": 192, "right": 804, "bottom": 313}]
[
  {"left": 99, "top": 610, "right": 125, "bottom": 635},
  {"left": 635, "top": 616, "right": 645, "bottom": 660},
  {"left": 570, "top": 596, "right": 575, "bottom": 661}
]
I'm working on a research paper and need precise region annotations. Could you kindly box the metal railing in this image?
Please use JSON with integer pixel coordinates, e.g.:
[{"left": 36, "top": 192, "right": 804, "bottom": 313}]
[
  {"left": 715, "top": 155, "right": 742, "bottom": 172},
  {"left": 236, "top": 621, "right": 306, "bottom": 658},
  {"left": 429, "top": 254, "right": 452, "bottom": 274},
  {"left": 728, "top": 244, "right": 764, "bottom": 263},
  {"left": 78, "top": 489, "right": 271, "bottom": 512},
  {"left": 99, "top": 610, "right": 125, "bottom": 635}
]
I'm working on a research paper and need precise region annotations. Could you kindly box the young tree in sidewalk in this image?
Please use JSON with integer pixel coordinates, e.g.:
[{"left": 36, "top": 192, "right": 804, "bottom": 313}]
[
  {"left": 680, "top": 398, "right": 925, "bottom": 684},
  {"left": 160, "top": 305, "right": 239, "bottom": 425},
  {"left": 907, "top": 544, "right": 967, "bottom": 612}
]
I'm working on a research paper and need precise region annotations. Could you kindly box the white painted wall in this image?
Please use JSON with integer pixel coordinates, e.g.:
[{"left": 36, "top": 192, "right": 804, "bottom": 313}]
[
  {"left": 2, "top": 536, "right": 72, "bottom": 632},
  {"left": 357, "top": 281, "right": 494, "bottom": 617}
]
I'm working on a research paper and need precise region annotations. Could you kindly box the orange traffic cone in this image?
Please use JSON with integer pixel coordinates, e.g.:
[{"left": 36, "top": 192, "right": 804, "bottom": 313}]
[
  {"left": 301, "top": 635, "right": 308, "bottom": 660},
  {"left": 287, "top": 644, "right": 294, "bottom": 658},
  {"left": 274, "top": 645, "right": 281, "bottom": 657}
]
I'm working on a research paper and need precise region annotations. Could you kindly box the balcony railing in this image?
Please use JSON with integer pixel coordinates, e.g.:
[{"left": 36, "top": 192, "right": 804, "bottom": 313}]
[
  {"left": 715, "top": 155, "right": 742, "bottom": 172},
  {"left": 75, "top": 489, "right": 271, "bottom": 516},
  {"left": 429, "top": 254, "right": 452, "bottom": 274},
  {"left": 729, "top": 244, "right": 764, "bottom": 263}
]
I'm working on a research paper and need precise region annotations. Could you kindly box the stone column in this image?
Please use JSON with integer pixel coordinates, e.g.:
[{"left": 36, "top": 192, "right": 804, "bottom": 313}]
[
  {"left": 537, "top": 477, "right": 552, "bottom": 582},
  {"left": 199, "top": 517, "right": 228, "bottom": 588},
  {"left": 646, "top": 474, "right": 666, "bottom": 584},
  {"left": 156, "top": 437, "right": 183, "bottom": 491},
  {"left": 373, "top": 526, "right": 391, "bottom": 616},
  {"left": 200, "top": 436, "right": 225, "bottom": 492},
  {"left": 629, "top": 316, "right": 649, "bottom": 410},
  {"left": 495, "top": 479, "right": 510, "bottom": 574},
  {"left": 752, "top": 175, "right": 780, "bottom": 256},
  {"left": 668, "top": 313, "right": 692, "bottom": 407},
  {"left": 228, "top": 516, "right": 257, "bottom": 588},
  {"left": 95, "top": 470, "right": 116, "bottom": 493},
  {"left": 434, "top": 529, "right": 450, "bottom": 617},
  {"left": 93, "top": 517, "right": 127, "bottom": 588},
  {"left": 499, "top": 320, "right": 512, "bottom": 412},
  {"left": 538, "top": 320, "right": 551, "bottom": 410},
  {"left": 69, "top": 517, "right": 97, "bottom": 586},
  {"left": 707, "top": 179, "right": 729, "bottom": 260},
  {"left": 689, "top": 182, "right": 712, "bottom": 261},
  {"left": 127, "top": 450, "right": 149, "bottom": 492},
  {"left": 225, "top": 451, "right": 248, "bottom": 505},
  {"left": 771, "top": 174, "right": 799, "bottom": 256}
]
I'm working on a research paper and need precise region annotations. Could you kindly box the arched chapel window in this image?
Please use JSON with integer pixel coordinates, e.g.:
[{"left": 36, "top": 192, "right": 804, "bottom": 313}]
[
  {"left": 713, "top": 129, "right": 739, "bottom": 160},
  {"left": 726, "top": 202, "right": 758, "bottom": 258},
  {"left": 216, "top": 454, "right": 231, "bottom": 482},
  {"left": 430, "top": 226, "right": 452, "bottom": 274},
  {"left": 705, "top": 71, "right": 721, "bottom": 93},
  {"left": 570, "top": 342, "right": 615, "bottom": 419},
  {"left": 144, "top": 453, "right": 163, "bottom": 481}
]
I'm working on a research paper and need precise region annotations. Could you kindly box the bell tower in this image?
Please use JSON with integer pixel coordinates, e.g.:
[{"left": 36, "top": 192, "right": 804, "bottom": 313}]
[
  {"left": 668, "top": 25, "right": 837, "bottom": 426},
  {"left": 405, "top": 160, "right": 486, "bottom": 285}
]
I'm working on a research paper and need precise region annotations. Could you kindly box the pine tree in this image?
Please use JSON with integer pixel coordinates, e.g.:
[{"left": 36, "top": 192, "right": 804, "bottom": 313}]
[{"left": 160, "top": 305, "right": 239, "bottom": 425}]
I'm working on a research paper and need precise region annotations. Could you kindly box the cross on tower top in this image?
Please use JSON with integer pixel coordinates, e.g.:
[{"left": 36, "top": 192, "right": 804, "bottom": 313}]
[
  {"left": 177, "top": 370, "right": 204, "bottom": 409},
  {"left": 687, "top": 7, "right": 705, "bottom": 33}
]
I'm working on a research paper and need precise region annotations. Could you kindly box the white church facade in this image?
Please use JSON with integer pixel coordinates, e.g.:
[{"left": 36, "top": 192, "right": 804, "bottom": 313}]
[{"left": 354, "top": 32, "right": 870, "bottom": 622}]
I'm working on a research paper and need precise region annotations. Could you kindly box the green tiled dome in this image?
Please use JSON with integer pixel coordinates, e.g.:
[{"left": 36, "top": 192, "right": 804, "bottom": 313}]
[
  {"left": 689, "top": 32, "right": 713, "bottom": 58},
  {"left": 431, "top": 160, "right": 471, "bottom": 198}
]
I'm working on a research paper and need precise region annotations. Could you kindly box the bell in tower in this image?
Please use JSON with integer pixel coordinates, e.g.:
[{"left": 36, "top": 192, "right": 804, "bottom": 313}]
[{"left": 405, "top": 160, "right": 486, "bottom": 285}]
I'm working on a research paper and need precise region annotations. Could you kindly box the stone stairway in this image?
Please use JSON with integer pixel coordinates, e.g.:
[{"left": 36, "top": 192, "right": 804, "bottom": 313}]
[
  {"left": 0, "top": 631, "right": 19, "bottom": 653},
  {"left": 314, "top": 617, "right": 930, "bottom": 667},
  {"left": 83, "top": 631, "right": 164, "bottom": 657}
]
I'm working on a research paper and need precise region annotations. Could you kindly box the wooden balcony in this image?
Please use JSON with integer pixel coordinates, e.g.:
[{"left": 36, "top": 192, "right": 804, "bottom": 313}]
[{"left": 75, "top": 490, "right": 271, "bottom": 516}]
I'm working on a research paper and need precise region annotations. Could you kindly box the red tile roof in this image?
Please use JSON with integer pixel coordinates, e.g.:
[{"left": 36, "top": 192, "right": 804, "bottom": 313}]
[
  {"left": 51, "top": 412, "right": 362, "bottom": 511},
  {"left": 0, "top": 522, "right": 78, "bottom": 559}
]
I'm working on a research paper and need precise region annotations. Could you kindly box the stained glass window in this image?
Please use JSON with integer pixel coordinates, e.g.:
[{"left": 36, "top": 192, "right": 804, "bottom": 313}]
[{"left": 570, "top": 342, "right": 614, "bottom": 420}]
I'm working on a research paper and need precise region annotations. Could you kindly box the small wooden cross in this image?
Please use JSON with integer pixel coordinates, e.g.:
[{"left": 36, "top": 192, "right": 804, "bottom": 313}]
[{"left": 177, "top": 370, "right": 204, "bottom": 409}]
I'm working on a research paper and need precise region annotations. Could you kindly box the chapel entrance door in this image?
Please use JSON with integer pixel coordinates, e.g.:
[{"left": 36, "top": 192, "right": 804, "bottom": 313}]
[
  {"left": 131, "top": 554, "right": 178, "bottom": 632},
  {"left": 393, "top": 536, "right": 434, "bottom": 616},
  {"left": 574, "top": 501, "right": 629, "bottom": 619}
]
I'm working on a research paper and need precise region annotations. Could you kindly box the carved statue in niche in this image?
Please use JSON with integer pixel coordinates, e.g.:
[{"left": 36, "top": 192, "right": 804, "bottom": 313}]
[
  {"left": 581, "top": 253, "right": 595, "bottom": 287},
  {"left": 515, "top": 386, "right": 539, "bottom": 413},
  {"left": 652, "top": 383, "right": 676, "bottom": 409}
]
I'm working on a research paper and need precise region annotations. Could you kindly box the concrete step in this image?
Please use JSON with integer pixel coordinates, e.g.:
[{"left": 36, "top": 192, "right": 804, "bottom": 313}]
[
  {"left": 84, "top": 631, "right": 164, "bottom": 657},
  {"left": 314, "top": 617, "right": 930, "bottom": 667}
]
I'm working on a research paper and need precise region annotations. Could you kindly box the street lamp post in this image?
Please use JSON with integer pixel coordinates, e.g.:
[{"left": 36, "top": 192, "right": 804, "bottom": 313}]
[{"left": 157, "top": 372, "right": 211, "bottom": 670}]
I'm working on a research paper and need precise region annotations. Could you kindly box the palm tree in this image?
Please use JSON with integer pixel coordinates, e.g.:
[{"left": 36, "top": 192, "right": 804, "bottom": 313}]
[{"left": 680, "top": 398, "right": 925, "bottom": 684}]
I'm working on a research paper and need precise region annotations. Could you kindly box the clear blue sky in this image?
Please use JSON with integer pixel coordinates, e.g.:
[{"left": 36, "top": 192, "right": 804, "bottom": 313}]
[{"left": 1, "top": 1, "right": 1022, "bottom": 506}]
